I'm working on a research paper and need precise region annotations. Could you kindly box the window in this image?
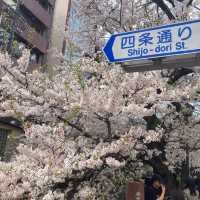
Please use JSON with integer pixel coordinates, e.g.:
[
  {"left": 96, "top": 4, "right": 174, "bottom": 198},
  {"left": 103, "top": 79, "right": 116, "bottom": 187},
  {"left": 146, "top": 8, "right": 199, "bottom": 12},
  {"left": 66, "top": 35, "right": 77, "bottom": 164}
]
[
  {"left": 48, "top": 4, "right": 54, "bottom": 15},
  {"left": 38, "top": 0, "right": 49, "bottom": 10},
  {"left": 0, "top": 129, "right": 9, "bottom": 159},
  {"left": 0, "top": 28, "right": 9, "bottom": 49},
  {"left": 12, "top": 41, "right": 25, "bottom": 58}
]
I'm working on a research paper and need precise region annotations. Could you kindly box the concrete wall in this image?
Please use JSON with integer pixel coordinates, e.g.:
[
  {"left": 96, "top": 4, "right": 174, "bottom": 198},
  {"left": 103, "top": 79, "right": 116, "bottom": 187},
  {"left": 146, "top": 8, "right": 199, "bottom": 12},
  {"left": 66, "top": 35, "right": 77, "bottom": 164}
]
[
  {"left": 47, "top": 0, "right": 70, "bottom": 67},
  {"left": 0, "top": 122, "right": 24, "bottom": 161}
]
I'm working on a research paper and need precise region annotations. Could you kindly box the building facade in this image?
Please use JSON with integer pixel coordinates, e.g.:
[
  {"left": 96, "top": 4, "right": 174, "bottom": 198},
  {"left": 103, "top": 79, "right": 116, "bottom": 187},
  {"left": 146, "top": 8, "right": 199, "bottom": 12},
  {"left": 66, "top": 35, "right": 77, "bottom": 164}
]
[
  {"left": 0, "top": 0, "right": 70, "bottom": 160},
  {"left": 47, "top": 0, "right": 70, "bottom": 66},
  {"left": 0, "top": 0, "right": 70, "bottom": 69}
]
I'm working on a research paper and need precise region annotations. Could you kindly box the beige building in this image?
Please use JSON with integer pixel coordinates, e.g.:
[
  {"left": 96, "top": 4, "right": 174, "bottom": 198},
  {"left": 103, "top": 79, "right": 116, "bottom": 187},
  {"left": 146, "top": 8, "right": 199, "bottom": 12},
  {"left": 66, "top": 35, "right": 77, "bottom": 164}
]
[{"left": 47, "top": 0, "right": 71, "bottom": 66}]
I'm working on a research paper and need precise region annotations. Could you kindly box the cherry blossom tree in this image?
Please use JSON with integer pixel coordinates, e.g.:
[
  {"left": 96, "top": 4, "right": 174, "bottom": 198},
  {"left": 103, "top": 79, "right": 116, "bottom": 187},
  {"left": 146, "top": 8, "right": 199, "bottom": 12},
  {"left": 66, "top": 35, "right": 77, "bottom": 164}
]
[
  {"left": 70, "top": 0, "right": 200, "bottom": 55},
  {"left": 1, "top": 44, "right": 200, "bottom": 198},
  {"left": 155, "top": 73, "right": 200, "bottom": 174},
  {"left": 70, "top": 0, "right": 200, "bottom": 175},
  {"left": 0, "top": 50, "right": 166, "bottom": 199},
  {"left": 1, "top": 0, "right": 200, "bottom": 199}
]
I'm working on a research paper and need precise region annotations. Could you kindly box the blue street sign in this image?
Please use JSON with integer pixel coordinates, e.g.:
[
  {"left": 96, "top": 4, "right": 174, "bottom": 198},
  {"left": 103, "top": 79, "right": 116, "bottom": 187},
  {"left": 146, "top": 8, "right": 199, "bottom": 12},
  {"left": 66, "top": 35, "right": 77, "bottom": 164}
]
[{"left": 103, "top": 19, "right": 200, "bottom": 63}]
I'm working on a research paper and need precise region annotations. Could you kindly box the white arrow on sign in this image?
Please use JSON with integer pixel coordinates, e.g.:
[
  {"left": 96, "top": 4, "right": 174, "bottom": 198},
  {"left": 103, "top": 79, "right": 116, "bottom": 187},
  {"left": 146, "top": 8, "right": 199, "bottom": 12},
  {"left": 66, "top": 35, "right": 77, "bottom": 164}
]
[{"left": 103, "top": 20, "right": 200, "bottom": 63}]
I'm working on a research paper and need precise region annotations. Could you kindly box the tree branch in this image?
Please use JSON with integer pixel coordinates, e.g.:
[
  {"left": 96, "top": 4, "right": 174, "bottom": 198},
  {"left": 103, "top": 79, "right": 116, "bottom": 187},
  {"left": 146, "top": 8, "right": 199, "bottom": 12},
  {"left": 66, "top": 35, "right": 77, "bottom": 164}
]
[{"left": 152, "top": 0, "right": 176, "bottom": 20}]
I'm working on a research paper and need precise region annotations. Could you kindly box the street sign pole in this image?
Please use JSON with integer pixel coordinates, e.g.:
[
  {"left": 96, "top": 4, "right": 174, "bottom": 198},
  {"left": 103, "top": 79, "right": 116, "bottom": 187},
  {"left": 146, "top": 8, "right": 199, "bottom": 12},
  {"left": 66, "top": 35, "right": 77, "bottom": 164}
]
[{"left": 103, "top": 20, "right": 200, "bottom": 69}]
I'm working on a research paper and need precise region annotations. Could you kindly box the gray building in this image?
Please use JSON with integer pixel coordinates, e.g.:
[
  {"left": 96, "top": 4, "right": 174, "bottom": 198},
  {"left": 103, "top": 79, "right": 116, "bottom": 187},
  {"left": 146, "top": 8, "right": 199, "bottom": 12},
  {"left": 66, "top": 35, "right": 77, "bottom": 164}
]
[
  {"left": 0, "top": 0, "right": 71, "bottom": 69},
  {"left": 0, "top": 0, "right": 71, "bottom": 160}
]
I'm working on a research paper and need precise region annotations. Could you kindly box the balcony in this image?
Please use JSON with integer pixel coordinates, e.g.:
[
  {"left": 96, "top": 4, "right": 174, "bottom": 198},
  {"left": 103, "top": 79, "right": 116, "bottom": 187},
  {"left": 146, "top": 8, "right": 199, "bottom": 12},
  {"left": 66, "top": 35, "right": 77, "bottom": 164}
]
[
  {"left": 0, "top": 0, "right": 48, "bottom": 53},
  {"left": 21, "top": 0, "right": 52, "bottom": 28},
  {"left": 15, "top": 19, "right": 48, "bottom": 53}
]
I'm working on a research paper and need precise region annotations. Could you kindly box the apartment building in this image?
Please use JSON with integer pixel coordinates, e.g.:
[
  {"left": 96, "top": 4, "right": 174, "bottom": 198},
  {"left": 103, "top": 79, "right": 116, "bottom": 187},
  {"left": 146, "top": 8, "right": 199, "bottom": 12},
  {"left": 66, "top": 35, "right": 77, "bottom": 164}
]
[
  {"left": 0, "top": 0, "right": 70, "bottom": 160},
  {"left": 0, "top": 0, "right": 70, "bottom": 68}
]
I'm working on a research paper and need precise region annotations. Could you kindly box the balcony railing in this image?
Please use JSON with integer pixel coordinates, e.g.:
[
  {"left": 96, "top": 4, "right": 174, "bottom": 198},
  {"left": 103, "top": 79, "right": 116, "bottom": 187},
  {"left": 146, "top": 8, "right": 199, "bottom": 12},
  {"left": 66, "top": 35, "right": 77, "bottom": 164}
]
[
  {"left": 0, "top": 0, "right": 48, "bottom": 53},
  {"left": 21, "top": 0, "right": 52, "bottom": 28},
  {"left": 15, "top": 19, "right": 49, "bottom": 53}
]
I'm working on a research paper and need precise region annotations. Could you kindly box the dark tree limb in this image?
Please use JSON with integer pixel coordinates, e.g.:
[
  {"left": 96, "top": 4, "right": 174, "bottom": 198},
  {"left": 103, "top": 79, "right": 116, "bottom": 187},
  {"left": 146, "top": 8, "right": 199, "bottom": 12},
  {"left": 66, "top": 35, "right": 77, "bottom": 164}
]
[
  {"left": 94, "top": 112, "right": 113, "bottom": 140},
  {"left": 176, "top": 0, "right": 194, "bottom": 6},
  {"left": 152, "top": 0, "right": 176, "bottom": 20}
]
